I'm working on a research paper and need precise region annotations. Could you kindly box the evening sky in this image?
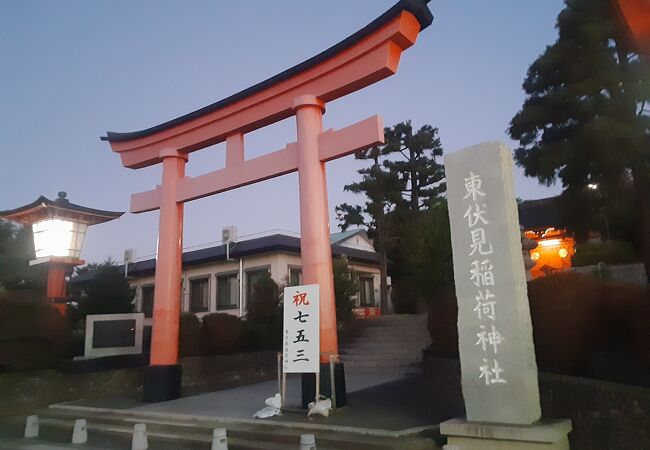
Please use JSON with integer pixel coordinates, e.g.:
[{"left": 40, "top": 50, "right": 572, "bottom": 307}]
[{"left": 0, "top": 0, "right": 564, "bottom": 264}]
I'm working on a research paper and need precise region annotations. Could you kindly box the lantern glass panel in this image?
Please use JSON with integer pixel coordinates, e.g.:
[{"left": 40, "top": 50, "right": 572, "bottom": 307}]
[{"left": 32, "top": 219, "right": 87, "bottom": 258}]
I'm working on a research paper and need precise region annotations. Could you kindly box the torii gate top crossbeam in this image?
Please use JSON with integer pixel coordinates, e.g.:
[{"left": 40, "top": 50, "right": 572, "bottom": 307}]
[{"left": 101, "top": 0, "right": 433, "bottom": 169}]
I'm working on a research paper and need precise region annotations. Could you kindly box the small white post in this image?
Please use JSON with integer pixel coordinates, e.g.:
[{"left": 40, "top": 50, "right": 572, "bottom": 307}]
[
  {"left": 315, "top": 371, "right": 320, "bottom": 403},
  {"left": 24, "top": 415, "right": 38, "bottom": 439},
  {"left": 71, "top": 418, "right": 87, "bottom": 444},
  {"left": 277, "top": 352, "right": 282, "bottom": 398},
  {"left": 281, "top": 371, "right": 288, "bottom": 409},
  {"left": 211, "top": 428, "right": 228, "bottom": 450},
  {"left": 300, "top": 433, "right": 316, "bottom": 450},
  {"left": 132, "top": 423, "right": 148, "bottom": 450},
  {"left": 329, "top": 354, "right": 337, "bottom": 409}
]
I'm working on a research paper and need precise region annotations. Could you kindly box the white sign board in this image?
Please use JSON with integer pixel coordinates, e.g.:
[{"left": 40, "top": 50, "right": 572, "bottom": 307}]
[{"left": 283, "top": 284, "right": 319, "bottom": 373}]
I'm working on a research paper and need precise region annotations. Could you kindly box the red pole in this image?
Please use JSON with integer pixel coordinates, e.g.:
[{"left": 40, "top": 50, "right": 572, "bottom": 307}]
[
  {"left": 144, "top": 148, "right": 187, "bottom": 401},
  {"left": 150, "top": 149, "right": 187, "bottom": 365},
  {"left": 293, "top": 95, "right": 339, "bottom": 363},
  {"left": 46, "top": 261, "right": 68, "bottom": 315}
]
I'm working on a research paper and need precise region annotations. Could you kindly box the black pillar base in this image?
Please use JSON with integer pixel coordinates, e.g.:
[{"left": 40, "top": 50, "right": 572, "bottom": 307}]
[
  {"left": 301, "top": 362, "right": 346, "bottom": 409},
  {"left": 142, "top": 364, "right": 182, "bottom": 402}
]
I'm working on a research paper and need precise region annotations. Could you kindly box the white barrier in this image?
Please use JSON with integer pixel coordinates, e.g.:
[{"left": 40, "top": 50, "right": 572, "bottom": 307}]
[
  {"left": 211, "top": 428, "right": 228, "bottom": 450},
  {"left": 300, "top": 433, "right": 316, "bottom": 450},
  {"left": 71, "top": 419, "right": 87, "bottom": 444},
  {"left": 24, "top": 415, "right": 38, "bottom": 439},
  {"left": 131, "top": 423, "right": 148, "bottom": 450}
]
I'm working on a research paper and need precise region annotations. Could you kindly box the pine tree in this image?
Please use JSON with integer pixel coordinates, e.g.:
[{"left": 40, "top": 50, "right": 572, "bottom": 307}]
[
  {"left": 382, "top": 121, "right": 446, "bottom": 211},
  {"left": 508, "top": 0, "right": 650, "bottom": 271},
  {"left": 336, "top": 145, "right": 403, "bottom": 314}
]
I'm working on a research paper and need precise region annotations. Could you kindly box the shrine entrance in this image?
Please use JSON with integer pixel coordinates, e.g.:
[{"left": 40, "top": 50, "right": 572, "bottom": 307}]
[{"left": 102, "top": 0, "right": 433, "bottom": 402}]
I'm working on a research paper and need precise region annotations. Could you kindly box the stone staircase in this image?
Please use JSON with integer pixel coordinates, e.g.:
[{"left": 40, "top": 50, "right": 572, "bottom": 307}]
[{"left": 340, "top": 314, "right": 430, "bottom": 375}]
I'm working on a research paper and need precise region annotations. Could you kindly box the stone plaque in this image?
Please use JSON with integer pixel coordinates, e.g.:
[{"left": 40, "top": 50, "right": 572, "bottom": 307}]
[
  {"left": 444, "top": 142, "right": 541, "bottom": 424},
  {"left": 92, "top": 319, "right": 136, "bottom": 349},
  {"left": 83, "top": 313, "right": 144, "bottom": 359}
]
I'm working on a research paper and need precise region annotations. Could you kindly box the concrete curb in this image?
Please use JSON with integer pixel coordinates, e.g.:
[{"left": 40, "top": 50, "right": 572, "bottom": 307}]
[{"left": 48, "top": 403, "right": 438, "bottom": 438}]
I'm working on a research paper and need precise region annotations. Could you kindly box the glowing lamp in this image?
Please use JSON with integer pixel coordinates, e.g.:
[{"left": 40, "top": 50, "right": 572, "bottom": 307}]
[
  {"left": 0, "top": 192, "right": 123, "bottom": 312},
  {"left": 539, "top": 238, "right": 562, "bottom": 247},
  {"left": 32, "top": 218, "right": 88, "bottom": 259},
  {"left": 558, "top": 248, "right": 568, "bottom": 258},
  {"left": 531, "top": 251, "right": 540, "bottom": 261}
]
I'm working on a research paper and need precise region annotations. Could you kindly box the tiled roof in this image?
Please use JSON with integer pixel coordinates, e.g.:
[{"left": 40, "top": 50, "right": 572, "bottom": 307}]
[
  {"left": 330, "top": 229, "right": 366, "bottom": 244},
  {"left": 124, "top": 233, "right": 380, "bottom": 277}
]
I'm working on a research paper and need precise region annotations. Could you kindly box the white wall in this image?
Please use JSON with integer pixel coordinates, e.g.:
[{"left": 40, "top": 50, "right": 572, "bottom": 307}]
[
  {"left": 130, "top": 251, "right": 385, "bottom": 322},
  {"left": 130, "top": 252, "right": 287, "bottom": 323}
]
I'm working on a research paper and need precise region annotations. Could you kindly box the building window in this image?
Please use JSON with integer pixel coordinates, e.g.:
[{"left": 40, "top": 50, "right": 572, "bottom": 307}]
[
  {"left": 358, "top": 275, "right": 375, "bottom": 307},
  {"left": 247, "top": 268, "right": 270, "bottom": 304},
  {"left": 141, "top": 285, "right": 154, "bottom": 318},
  {"left": 288, "top": 267, "right": 302, "bottom": 286},
  {"left": 217, "top": 273, "right": 239, "bottom": 310},
  {"left": 189, "top": 277, "right": 209, "bottom": 313}
]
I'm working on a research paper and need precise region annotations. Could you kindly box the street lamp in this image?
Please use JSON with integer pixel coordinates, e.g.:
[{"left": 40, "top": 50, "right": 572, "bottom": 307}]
[{"left": 0, "top": 192, "right": 123, "bottom": 313}]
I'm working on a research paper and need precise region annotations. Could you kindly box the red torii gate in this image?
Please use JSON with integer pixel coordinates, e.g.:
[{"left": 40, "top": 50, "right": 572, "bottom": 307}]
[{"left": 102, "top": 0, "right": 432, "bottom": 402}]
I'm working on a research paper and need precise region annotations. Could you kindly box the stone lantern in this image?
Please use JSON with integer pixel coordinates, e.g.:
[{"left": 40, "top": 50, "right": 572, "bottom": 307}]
[{"left": 0, "top": 192, "right": 123, "bottom": 313}]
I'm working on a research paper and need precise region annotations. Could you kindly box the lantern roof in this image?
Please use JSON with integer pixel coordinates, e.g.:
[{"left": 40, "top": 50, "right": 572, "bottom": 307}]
[{"left": 0, "top": 192, "right": 124, "bottom": 225}]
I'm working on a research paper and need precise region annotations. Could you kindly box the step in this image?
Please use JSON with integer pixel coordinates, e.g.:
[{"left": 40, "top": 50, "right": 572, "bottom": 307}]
[
  {"left": 343, "top": 360, "right": 422, "bottom": 368},
  {"left": 341, "top": 338, "right": 429, "bottom": 346},
  {"left": 341, "top": 354, "right": 423, "bottom": 363},
  {"left": 346, "top": 316, "right": 427, "bottom": 325},
  {"left": 343, "top": 333, "right": 428, "bottom": 341},
  {"left": 340, "top": 347, "right": 426, "bottom": 355},
  {"left": 340, "top": 346, "right": 424, "bottom": 355},
  {"left": 344, "top": 366, "right": 422, "bottom": 376},
  {"left": 345, "top": 332, "right": 429, "bottom": 340}
]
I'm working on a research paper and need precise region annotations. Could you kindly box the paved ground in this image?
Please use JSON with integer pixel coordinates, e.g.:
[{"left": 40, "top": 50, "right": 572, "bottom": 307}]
[
  {"left": 51, "top": 369, "right": 441, "bottom": 431},
  {"left": 0, "top": 369, "right": 445, "bottom": 448}
]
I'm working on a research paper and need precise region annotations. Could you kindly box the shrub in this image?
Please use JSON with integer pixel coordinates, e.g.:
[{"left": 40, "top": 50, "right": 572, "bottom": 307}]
[
  {"left": 202, "top": 313, "right": 244, "bottom": 354},
  {"left": 333, "top": 258, "right": 356, "bottom": 323},
  {"left": 73, "top": 260, "right": 135, "bottom": 320},
  {"left": 179, "top": 313, "right": 206, "bottom": 357},
  {"left": 426, "top": 286, "right": 458, "bottom": 358},
  {"left": 527, "top": 272, "right": 603, "bottom": 375},
  {"left": 245, "top": 273, "right": 282, "bottom": 351},
  {"left": 572, "top": 240, "right": 639, "bottom": 267},
  {"left": 599, "top": 282, "right": 650, "bottom": 367},
  {"left": 392, "top": 276, "right": 421, "bottom": 314},
  {"left": 0, "top": 290, "right": 71, "bottom": 371},
  {"left": 427, "top": 272, "right": 650, "bottom": 381},
  {"left": 246, "top": 273, "right": 280, "bottom": 325}
]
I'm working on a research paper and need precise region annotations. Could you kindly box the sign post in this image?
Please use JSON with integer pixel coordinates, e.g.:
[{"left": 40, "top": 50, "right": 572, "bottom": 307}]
[{"left": 283, "top": 284, "right": 320, "bottom": 406}]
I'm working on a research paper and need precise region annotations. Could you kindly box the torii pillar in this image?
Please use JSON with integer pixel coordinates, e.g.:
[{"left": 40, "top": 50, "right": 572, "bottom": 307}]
[
  {"left": 294, "top": 96, "right": 338, "bottom": 361},
  {"left": 101, "top": 0, "right": 433, "bottom": 402},
  {"left": 145, "top": 149, "right": 187, "bottom": 398}
]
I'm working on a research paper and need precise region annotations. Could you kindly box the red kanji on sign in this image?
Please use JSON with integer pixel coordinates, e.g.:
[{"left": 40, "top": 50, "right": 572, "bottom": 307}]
[{"left": 292, "top": 292, "right": 309, "bottom": 306}]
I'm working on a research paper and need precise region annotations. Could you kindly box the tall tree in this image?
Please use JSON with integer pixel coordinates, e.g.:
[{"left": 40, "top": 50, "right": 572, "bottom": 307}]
[
  {"left": 0, "top": 220, "right": 43, "bottom": 293},
  {"left": 509, "top": 0, "right": 650, "bottom": 271},
  {"left": 382, "top": 121, "right": 446, "bottom": 211},
  {"left": 72, "top": 260, "right": 134, "bottom": 318},
  {"left": 336, "top": 144, "right": 403, "bottom": 314},
  {"left": 336, "top": 121, "right": 447, "bottom": 313}
]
